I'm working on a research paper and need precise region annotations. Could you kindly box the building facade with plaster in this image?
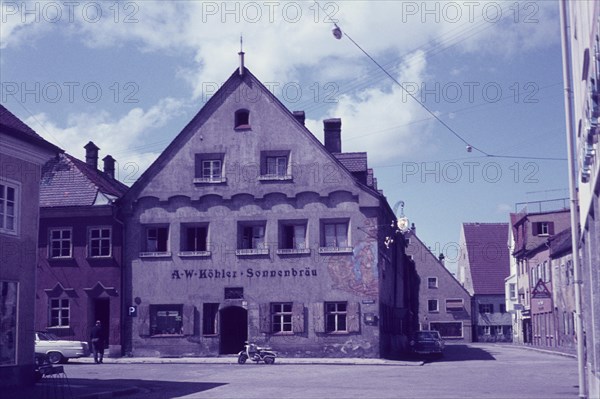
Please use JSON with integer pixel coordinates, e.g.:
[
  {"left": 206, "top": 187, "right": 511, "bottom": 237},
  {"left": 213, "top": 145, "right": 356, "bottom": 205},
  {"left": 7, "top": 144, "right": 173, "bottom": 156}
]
[
  {"left": 120, "top": 62, "right": 414, "bottom": 358},
  {"left": 35, "top": 144, "right": 128, "bottom": 358},
  {"left": 0, "top": 105, "right": 61, "bottom": 386}
]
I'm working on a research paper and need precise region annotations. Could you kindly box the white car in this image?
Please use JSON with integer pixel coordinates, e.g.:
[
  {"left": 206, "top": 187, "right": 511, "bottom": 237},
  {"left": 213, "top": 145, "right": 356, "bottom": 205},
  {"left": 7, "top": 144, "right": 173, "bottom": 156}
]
[{"left": 35, "top": 331, "right": 90, "bottom": 364}]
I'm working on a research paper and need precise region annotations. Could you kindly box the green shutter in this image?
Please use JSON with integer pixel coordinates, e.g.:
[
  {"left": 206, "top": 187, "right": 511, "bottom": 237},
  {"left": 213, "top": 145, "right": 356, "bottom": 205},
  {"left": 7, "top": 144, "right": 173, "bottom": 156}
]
[
  {"left": 312, "top": 302, "right": 325, "bottom": 333},
  {"left": 292, "top": 303, "right": 304, "bottom": 333},
  {"left": 347, "top": 302, "right": 360, "bottom": 333},
  {"left": 259, "top": 303, "right": 270, "bottom": 333}
]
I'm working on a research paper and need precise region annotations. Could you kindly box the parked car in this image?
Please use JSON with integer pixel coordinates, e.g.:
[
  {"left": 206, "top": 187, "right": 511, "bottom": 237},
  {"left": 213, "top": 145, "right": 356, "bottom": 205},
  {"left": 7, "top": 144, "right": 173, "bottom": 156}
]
[
  {"left": 35, "top": 331, "right": 90, "bottom": 364},
  {"left": 409, "top": 330, "right": 445, "bottom": 357}
]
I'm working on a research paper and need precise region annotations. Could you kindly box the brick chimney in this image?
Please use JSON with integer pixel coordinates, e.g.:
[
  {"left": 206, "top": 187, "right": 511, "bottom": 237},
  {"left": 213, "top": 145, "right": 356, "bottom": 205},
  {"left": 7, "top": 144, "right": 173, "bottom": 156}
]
[
  {"left": 324, "top": 118, "right": 341, "bottom": 153},
  {"left": 103, "top": 155, "right": 115, "bottom": 179},
  {"left": 84, "top": 141, "right": 99, "bottom": 169},
  {"left": 293, "top": 111, "right": 305, "bottom": 125}
]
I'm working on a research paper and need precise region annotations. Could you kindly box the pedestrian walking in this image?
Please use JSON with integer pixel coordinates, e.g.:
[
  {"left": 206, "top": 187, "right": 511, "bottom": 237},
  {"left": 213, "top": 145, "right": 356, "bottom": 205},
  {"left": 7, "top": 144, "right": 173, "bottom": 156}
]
[{"left": 90, "top": 320, "right": 105, "bottom": 364}]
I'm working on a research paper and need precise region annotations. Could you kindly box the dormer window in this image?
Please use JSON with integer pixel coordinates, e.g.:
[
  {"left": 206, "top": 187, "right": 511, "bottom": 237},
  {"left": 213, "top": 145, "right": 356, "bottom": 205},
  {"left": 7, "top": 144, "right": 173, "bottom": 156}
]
[{"left": 235, "top": 109, "right": 250, "bottom": 130}]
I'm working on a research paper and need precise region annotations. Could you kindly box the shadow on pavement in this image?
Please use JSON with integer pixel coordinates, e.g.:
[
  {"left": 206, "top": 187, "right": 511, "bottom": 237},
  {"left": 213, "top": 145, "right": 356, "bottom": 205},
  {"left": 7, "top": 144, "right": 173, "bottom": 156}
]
[
  {"left": 5, "top": 378, "right": 227, "bottom": 399},
  {"left": 430, "top": 344, "right": 496, "bottom": 363}
]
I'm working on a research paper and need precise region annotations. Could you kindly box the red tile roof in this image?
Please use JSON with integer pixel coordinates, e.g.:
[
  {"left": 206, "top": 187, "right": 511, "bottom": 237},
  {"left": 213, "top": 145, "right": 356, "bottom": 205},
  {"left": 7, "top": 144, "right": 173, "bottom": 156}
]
[
  {"left": 334, "top": 152, "right": 367, "bottom": 172},
  {"left": 40, "top": 153, "right": 127, "bottom": 207},
  {"left": 462, "top": 223, "right": 510, "bottom": 295}
]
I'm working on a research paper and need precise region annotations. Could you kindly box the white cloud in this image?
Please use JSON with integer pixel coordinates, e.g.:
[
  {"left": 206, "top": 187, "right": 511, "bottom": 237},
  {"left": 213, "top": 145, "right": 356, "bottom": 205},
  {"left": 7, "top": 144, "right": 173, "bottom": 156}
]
[
  {"left": 2, "top": 1, "right": 560, "bottom": 94},
  {"left": 24, "top": 98, "right": 186, "bottom": 185},
  {"left": 306, "top": 50, "right": 436, "bottom": 162}
]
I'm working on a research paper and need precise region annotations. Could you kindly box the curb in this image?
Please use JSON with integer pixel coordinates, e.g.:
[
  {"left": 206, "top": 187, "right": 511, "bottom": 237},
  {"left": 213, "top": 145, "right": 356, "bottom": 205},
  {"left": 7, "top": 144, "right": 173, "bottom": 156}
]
[
  {"left": 73, "top": 357, "right": 424, "bottom": 367},
  {"left": 76, "top": 386, "right": 141, "bottom": 399},
  {"left": 493, "top": 343, "right": 577, "bottom": 359}
]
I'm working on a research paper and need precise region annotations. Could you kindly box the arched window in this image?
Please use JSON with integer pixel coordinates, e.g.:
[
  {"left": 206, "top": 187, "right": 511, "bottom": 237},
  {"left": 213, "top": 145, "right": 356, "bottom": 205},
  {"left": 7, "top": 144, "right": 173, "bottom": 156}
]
[{"left": 234, "top": 109, "right": 250, "bottom": 129}]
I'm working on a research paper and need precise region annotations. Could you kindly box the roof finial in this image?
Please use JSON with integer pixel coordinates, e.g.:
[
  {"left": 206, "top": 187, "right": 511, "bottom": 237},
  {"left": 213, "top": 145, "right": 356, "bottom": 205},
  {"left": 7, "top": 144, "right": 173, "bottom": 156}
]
[{"left": 238, "top": 35, "right": 245, "bottom": 76}]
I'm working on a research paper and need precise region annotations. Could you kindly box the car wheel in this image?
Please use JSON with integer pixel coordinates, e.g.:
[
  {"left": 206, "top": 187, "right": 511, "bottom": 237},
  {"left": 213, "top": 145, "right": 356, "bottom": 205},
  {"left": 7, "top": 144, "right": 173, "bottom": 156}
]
[{"left": 47, "top": 352, "right": 63, "bottom": 364}]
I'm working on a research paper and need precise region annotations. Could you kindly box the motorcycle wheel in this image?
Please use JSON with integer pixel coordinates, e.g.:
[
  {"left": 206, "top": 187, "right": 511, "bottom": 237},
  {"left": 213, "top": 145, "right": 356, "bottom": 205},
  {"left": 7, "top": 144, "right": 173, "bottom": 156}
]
[
  {"left": 264, "top": 356, "right": 275, "bottom": 365},
  {"left": 238, "top": 354, "right": 248, "bottom": 364}
]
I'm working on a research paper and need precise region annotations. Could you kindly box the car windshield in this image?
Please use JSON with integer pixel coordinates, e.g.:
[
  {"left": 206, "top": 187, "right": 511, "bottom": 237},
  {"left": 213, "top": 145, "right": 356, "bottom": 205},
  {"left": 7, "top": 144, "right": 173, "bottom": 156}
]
[
  {"left": 37, "top": 332, "right": 59, "bottom": 341},
  {"left": 415, "top": 331, "right": 440, "bottom": 340}
]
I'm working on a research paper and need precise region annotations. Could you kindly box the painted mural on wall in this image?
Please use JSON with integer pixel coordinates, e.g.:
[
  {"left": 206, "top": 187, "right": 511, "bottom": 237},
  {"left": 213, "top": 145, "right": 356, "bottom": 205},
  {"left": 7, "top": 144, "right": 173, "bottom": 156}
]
[{"left": 328, "top": 219, "right": 378, "bottom": 297}]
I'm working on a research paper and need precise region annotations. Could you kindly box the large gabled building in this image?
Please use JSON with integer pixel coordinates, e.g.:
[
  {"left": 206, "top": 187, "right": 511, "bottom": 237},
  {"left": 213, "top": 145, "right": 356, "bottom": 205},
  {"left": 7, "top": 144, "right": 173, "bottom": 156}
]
[{"left": 119, "top": 59, "right": 415, "bottom": 358}]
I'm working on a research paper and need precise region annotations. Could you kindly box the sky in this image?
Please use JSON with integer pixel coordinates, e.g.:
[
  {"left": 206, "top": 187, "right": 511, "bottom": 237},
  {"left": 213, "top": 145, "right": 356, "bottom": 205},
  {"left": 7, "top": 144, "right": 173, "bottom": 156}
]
[{"left": 1, "top": 0, "right": 571, "bottom": 272}]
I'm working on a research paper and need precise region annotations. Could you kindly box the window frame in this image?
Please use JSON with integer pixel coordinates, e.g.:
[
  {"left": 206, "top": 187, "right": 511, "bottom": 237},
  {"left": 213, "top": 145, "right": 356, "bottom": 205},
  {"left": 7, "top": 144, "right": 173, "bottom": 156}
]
[
  {"left": 49, "top": 227, "right": 73, "bottom": 259},
  {"left": 325, "top": 302, "right": 347, "bottom": 333},
  {"left": 0, "top": 180, "right": 19, "bottom": 236},
  {"left": 319, "top": 219, "right": 352, "bottom": 254},
  {"left": 278, "top": 221, "right": 309, "bottom": 254},
  {"left": 479, "top": 303, "right": 493, "bottom": 314},
  {"left": 181, "top": 225, "right": 209, "bottom": 254},
  {"left": 427, "top": 277, "right": 438, "bottom": 289},
  {"left": 234, "top": 109, "right": 250, "bottom": 129},
  {"left": 49, "top": 298, "right": 70, "bottom": 328},
  {"left": 445, "top": 298, "right": 464, "bottom": 312},
  {"left": 194, "top": 153, "right": 226, "bottom": 184},
  {"left": 149, "top": 304, "right": 184, "bottom": 336},
  {"left": 237, "top": 222, "right": 268, "bottom": 256},
  {"left": 141, "top": 225, "right": 170, "bottom": 256},
  {"left": 259, "top": 150, "right": 292, "bottom": 181},
  {"left": 271, "top": 302, "right": 293, "bottom": 334},
  {"left": 429, "top": 321, "right": 463, "bottom": 338},
  {"left": 428, "top": 299, "right": 439, "bottom": 313},
  {"left": 88, "top": 226, "right": 112, "bottom": 258}
]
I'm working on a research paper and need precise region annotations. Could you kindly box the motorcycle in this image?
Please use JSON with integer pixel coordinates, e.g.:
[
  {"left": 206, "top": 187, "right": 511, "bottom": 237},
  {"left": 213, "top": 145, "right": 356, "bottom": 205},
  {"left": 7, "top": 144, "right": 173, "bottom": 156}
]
[{"left": 237, "top": 341, "right": 276, "bottom": 364}]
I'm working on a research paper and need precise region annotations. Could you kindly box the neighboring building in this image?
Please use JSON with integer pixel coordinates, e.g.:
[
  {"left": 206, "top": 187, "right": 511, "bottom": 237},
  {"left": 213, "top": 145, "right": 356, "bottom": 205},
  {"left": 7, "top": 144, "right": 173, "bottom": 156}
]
[
  {"left": 120, "top": 60, "right": 414, "bottom": 358},
  {"left": 0, "top": 105, "right": 61, "bottom": 386},
  {"left": 563, "top": 2, "right": 600, "bottom": 396},
  {"left": 35, "top": 144, "right": 128, "bottom": 357},
  {"left": 549, "top": 228, "right": 576, "bottom": 353},
  {"left": 505, "top": 215, "right": 520, "bottom": 342},
  {"left": 457, "top": 223, "right": 511, "bottom": 342},
  {"left": 405, "top": 230, "right": 472, "bottom": 342},
  {"left": 510, "top": 209, "right": 571, "bottom": 346}
]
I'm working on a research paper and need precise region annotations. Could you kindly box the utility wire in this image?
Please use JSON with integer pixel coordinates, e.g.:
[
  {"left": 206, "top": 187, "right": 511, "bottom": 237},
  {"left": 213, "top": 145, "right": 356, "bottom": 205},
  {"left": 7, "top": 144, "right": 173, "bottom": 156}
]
[{"left": 314, "top": 1, "right": 566, "bottom": 162}]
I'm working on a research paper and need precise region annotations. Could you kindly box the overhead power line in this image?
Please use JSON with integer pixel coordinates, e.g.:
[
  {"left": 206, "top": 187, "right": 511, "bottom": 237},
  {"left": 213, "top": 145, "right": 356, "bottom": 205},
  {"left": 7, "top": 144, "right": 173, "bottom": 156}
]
[{"left": 313, "top": 1, "right": 567, "bottom": 162}]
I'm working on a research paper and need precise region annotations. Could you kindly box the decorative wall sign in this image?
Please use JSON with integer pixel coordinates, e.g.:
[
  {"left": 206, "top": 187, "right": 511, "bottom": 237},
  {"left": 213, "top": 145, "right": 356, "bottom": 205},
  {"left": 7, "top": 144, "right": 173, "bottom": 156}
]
[{"left": 171, "top": 267, "right": 318, "bottom": 280}]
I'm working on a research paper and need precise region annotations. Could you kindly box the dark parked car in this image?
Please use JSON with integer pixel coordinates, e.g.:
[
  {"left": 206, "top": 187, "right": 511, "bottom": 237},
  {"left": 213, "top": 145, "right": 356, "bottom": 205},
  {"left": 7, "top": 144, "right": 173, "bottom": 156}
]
[{"left": 409, "top": 330, "right": 445, "bottom": 357}]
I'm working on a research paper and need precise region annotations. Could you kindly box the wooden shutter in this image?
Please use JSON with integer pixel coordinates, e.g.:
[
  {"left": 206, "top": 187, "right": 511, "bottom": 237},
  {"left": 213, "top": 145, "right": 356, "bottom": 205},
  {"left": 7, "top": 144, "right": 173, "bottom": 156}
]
[
  {"left": 182, "top": 305, "right": 195, "bottom": 336},
  {"left": 312, "top": 302, "right": 325, "bottom": 333},
  {"left": 548, "top": 222, "right": 555, "bottom": 235},
  {"left": 292, "top": 303, "right": 304, "bottom": 333},
  {"left": 347, "top": 302, "right": 360, "bottom": 333},
  {"left": 259, "top": 303, "right": 271, "bottom": 333},
  {"left": 138, "top": 305, "right": 150, "bottom": 336},
  {"left": 532, "top": 222, "right": 540, "bottom": 236}
]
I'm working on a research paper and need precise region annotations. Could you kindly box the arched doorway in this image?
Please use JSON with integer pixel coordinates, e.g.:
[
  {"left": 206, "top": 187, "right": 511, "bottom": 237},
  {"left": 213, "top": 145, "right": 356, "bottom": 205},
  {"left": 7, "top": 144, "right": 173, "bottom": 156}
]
[{"left": 219, "top": 306, "right": 247, "bottom": 354}]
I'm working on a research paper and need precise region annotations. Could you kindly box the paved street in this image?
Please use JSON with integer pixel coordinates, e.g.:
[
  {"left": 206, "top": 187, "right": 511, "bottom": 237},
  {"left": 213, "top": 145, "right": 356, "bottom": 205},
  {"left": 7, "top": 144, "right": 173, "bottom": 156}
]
[{"left": 37, "top": 343, "right": 578, "bottom": 399}]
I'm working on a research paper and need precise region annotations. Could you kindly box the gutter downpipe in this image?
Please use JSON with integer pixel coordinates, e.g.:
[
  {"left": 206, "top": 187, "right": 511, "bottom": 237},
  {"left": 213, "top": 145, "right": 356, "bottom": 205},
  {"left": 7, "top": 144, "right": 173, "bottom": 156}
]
[{"left": 559, "top": 1, "right": 587, "bottom": 398}]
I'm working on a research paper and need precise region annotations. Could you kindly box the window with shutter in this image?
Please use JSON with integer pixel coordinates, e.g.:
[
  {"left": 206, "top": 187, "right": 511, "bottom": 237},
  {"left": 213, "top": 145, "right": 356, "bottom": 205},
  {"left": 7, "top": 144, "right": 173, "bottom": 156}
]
[
  {"left": 182, "top": 305, "right": 195, "bottom": 336},
  {"left": 259, "top": 303, "right": 270, "bottom": 333},
  {"left": 347, "top": 302, "right": 360, "bottom": 333},
  {"left": 312, "top": 302, "right": 325, "bottom": 333},
  {"left": 292, "top": 303, "right": 305, "bottom": 333},
  {"left": 202, "top": 303, "right": 219, "bottom": 335}
]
